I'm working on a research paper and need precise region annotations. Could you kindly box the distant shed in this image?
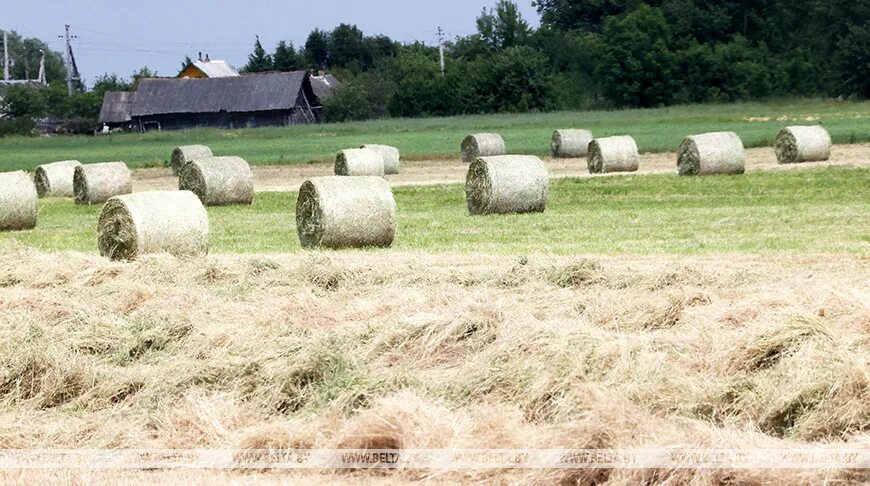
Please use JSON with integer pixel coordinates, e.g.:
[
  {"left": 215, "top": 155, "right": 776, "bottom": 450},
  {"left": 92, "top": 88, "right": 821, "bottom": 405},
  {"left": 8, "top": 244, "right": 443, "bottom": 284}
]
[
  {"left": 310, "top": 74, "right": 340, "bottom": 100},
  {"left": 98, "top": 91, "right": 135, "bottom": 128},
  {"left": 178, "top": 59, "right": 240, "bottom": 79}
]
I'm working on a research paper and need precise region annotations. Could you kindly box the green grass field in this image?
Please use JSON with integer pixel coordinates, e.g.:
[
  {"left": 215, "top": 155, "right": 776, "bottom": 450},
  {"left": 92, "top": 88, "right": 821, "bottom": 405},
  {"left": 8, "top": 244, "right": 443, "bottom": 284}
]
[
  {"left": 1, "top": 99, "right": 869, "bottom": 171},
  {"left": 3, "top": 167, "right": 867, "bottom": 255}
]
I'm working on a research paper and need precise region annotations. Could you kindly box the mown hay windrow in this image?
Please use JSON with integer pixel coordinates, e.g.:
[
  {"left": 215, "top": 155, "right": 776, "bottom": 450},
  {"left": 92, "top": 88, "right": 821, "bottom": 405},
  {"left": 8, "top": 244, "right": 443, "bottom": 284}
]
[
  {"left": 34, "top": 160, "right": 81, "bottom": 198},
  {"left": 334, "top": 148, "right": 384, "bottom": 176},
  {"left": 466, "top": 155, "right": 548, "bottom": 215},
  {"left": 775, "top": 125, "right": 831, "bottom": 164},
  {"left": 73, "top": 162, "right": 132, "bottom": 205},
  {"left": 677, "top": 131, "right": 745, "bottom": 176},
  {"left": 0, "top": 170, "right": 38, "bottom": 231},
  {"left": 360, "top": 144, "right": 400, "bottom": 175},
  {"left": 461, "top": 133, "right": 506, "bottom": 163},
  {"left": 171, "top": 145, "right": 213, "bottom": 175},
  {"left": 551, "top": 129, "right": 593, "bottom": 158},
  {"left": 97, "top": 190, "right": 209, "bottom": 261},
  {"left": 296, "top": 176, "right": 396, "bottom": 249},
  {"left": 178, "top": 156, "right": 254, "bottom": 206},
  {"left": 587, "top": 135, "right": 639, "bottom": 174}
]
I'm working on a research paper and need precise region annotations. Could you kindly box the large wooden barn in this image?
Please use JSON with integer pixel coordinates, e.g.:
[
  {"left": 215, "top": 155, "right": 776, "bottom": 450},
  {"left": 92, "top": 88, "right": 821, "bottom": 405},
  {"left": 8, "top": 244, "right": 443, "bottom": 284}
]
[{"left": 99, "top": 71, "right": 336, "bottom": 132}]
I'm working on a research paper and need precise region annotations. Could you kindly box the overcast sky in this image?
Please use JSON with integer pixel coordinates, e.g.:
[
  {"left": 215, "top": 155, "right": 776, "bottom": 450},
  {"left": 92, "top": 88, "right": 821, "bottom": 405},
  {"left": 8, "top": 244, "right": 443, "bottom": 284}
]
[{"left": 3, "top": 0, "right": 540, "bottom": 85}]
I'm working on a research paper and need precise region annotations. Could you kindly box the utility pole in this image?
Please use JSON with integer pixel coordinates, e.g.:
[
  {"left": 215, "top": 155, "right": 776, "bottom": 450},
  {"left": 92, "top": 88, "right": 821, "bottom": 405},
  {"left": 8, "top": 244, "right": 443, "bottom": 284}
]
[
  {"left": 59, "top": 24, "right": 79, "bottom": 95},
  {"left": 3, "top": 31, "right": 9, "bottom": 81},
  {"left": 38, "top": 49, "right": 46, "bottom": 84},
  {"left": 436, "top": 26, "right": 445, "bottom": 77}
]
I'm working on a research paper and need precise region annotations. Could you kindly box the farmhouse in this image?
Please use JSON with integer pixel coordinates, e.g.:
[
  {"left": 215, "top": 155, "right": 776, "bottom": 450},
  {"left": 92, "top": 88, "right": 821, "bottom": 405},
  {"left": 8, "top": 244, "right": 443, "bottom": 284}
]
[{"left": 177, "top": 55, "right": 240, "bottom": 79}]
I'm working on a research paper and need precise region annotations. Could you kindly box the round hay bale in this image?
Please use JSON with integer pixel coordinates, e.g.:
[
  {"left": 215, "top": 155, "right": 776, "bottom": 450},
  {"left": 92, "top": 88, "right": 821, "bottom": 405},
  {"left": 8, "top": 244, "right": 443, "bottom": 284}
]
[
  {"left": 587, "top": 135, "right": 639, "bottom": 174},
  {"left": 677, "top": 132, "right": 745, "bottom": 176},
  {"left": 461, "top": 133, "right": 506, "bottom": 163},
  {"left": 296, "top": 176, "right": 396, "bottom": 249},
  {"left": 74, "top": 162, "right": 132, "bottom": 205},
  {"left": 178, "top": 156, "right": 254, "bottom": 206},
  {"left": 0, "top": 170, "right": 38, "bottom": 231},
  {"left": 335, "top": 148, "right": 385, "bottom": 176},
  {"left": 34, "top": 160, "right": 81, "bottom": 198},
  {"left": 171, "top": 145, "right": 213, "bottom": 175},
  {"left": 465, "top": 155, "right": 548, "bottom": 215},
  {"left": 775, "top": 125, "right": 831, "bottom": 164},
  {"left": 97, "top": 190, "right": 209, "bottom": 261},
  {"left": 360, "top": 144, "right": 400, "bottom": 175},
  {"left": 551, "top": 129, "right": 593, "bottom": 158}
]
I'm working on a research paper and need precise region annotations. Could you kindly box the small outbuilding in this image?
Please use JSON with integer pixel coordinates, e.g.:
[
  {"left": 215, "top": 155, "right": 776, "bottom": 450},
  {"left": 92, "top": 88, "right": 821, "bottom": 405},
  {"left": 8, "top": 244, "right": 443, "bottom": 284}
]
[
  {"left": 178, "top": 56, "right": 240, "bottom": 79},
  {"left": 98, "top": 91, "right": 135, "bottom": 129}
]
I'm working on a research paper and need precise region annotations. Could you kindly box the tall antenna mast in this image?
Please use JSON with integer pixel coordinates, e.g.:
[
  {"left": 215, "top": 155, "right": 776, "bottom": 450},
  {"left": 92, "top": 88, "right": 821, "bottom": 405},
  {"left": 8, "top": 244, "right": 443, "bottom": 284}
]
[{"left": 436, "top": 26, "right": 445, "bottom": 77}]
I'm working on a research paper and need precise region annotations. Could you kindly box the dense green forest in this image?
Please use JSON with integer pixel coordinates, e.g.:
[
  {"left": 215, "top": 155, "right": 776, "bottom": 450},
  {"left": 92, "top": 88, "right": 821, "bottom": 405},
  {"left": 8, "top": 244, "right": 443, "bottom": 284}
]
[{"left": 1, "top": 0, "right": 868, "bottom": 133}]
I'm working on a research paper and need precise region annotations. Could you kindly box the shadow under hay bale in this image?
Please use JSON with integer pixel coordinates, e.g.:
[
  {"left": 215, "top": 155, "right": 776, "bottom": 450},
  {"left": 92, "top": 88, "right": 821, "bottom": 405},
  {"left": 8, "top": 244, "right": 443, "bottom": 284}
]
[
  {"left": 296, "top": 176, "right": 396, "bottom": 249},
  {"left": 0, "top": 170, "right": 38, "bottom": 231},
  {"left": 335, "top": 148, "right": 385, "bottom": 176},
  {"left": 178, "top": 156, "right": 254, "bottom": 206},
  {"left": 465, "top": 155, "right": 548, "bottom": 215},
  {"left": 97, "top": 190, "right": 209, "bottom": 261},
  {"left": 677, "top": 132, "right": 745, "bottom": 176},
  {"left": 171, "top": 145, "right": 213, "bottom": 176},
  {"left": 775, "top": 126, "right": 831, "bottom": 164},
  {"left": 361, "top": 144, "right": 400, "bottom": 175},
  {"left": 34, "top": 160, "right": 81, "bottom": 198},
  {"left": 461, "top": 133, "right": 506, "bottom": 163},
  {"left": 551, "top": 129, "right": 593, "bottom": 158},
  {"left": 587, "top": 135, "right": 639, "bottom": 174},
  {"left": 74, "top": 162, "right": 132, "bottom": 205}
]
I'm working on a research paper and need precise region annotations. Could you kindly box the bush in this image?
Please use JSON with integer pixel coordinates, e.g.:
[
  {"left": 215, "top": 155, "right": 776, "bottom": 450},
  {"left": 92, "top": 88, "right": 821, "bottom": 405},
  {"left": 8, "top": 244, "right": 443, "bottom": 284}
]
[
  {"left": 322, "top": 74, "right": 392, "bottom": 123},
  {"left": 59, "top": 117, "right": 97, "bottom": 135},
  {"left": 0, "top": 117, "right": 36, "bottom": 137}
]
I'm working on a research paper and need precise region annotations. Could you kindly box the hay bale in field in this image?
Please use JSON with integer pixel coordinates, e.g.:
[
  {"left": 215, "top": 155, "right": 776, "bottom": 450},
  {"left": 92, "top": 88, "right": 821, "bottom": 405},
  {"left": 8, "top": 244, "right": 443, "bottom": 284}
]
[
  {"left": 677, "top": 132, "right": 745, "bottom": 176},
  {"left": 178, "top": 156, "right": 254, "bottom": 206},
  {"left": 465, "top": 155, "right": 548, "bottom": 215},
  {"left": 360, "top": 144, "right": 400, "bottom": 174},
  {"left": 73, "top": 162, "right": 132, "bottom": 205},
  {"left": 34, "top": 160, "right": 81, "bottom": 198},
  {"left": 461, "top": 133, "right": 506, "bottom": 163},
  {"left": 296, "top": 176, "right": 396, "bottom": 249},
  {"left": 0, "top": 170, "right": 38, "bottom": 231},
  {"left": 335, "top": 148, "right": 385, "bottom": 176},
  {"left": 775, "top": 125, "right": 831, "bottom": 164},
  {"left": 587, "top": 135, "right": 639, "bottom": 174},
  {"left": 551, "top": 129, "right": 593, "bottom": 158},
  {"left": 171, "top": 145, "right": 213, "bottom": 175},
  {"left": 97, "top": 190, "right": 209, "bottom": 261}
]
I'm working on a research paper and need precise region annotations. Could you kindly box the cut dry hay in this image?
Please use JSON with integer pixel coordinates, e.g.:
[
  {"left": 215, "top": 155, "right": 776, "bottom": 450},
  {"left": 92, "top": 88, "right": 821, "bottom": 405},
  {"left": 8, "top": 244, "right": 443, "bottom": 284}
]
[
  {"left": 677, "top": 131, "right": 745, "bottom": 176},
  {"left": 466, "top": 155, "right": 548, "bottom": 215},
  {"left": 296, "top": 176, "right": 396, "bottom": 249},
  {"left": 360, "top": 144, "right": 400, "bottom": 175},
  {"left": 178, "top": 156, "right": 254, "bottom": 206},
  {"left": 0, "top": 170, "right": 38, "bottom": 231},
  {"left": 551, "top": 129, "right": 593, "bottom": 158},
  {"left": 171, "top": 145, "right": 213, "bottom": 175},
  {"left": 775, "top": 125, "right": 832, "bottom": 164},
  {"left": 587, "top": 135, "right": 640, "bottom": 174},
  {"left": 334, "top": 148, "right": 385, "bottom": 176},
  {"left": 73, "top": 162, "right": 132, "bottom": 205},
  {"left": 34, "top": 160, "right": 81, "bottom": 198},
  {"left": 461, "top": 133, "right": 506, "bottom": 163},
  {"left": 97, "top": 190, "right": 209, "bottom": 261}
]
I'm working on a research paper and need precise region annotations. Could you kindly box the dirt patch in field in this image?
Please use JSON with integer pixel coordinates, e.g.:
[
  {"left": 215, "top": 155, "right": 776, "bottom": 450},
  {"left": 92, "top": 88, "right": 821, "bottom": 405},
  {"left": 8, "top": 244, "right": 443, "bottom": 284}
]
[
  {"left": 132, "top": 143, "right": 870, "bottom": 193},
  {"left": 0, "top": 249, "right": 868, "bottom": 484}
]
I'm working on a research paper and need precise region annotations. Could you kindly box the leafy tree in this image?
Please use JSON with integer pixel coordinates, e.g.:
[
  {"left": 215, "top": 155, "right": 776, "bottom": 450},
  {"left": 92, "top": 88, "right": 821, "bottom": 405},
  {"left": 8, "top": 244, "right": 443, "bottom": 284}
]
[
  {"left": 131, "top": 67, "right": 157, "bottom": 90},
  {"left": 1, "top": 84, "right": 47, "bottom": 118},
  {"left": 273, "top": 41, "right": 305, "bottom": 71},
  {"left": 486, "top": 46, "right": 553, "bottom": 112},
  {"left": 304, "top": 29, "right": 330, "bottom": 69},
  {"left": 475, "top": 1, "right": 532, "bottom": 51},
  {"left": 322, "top": 73, "right": 393, "bottom": 122},
  {"left": 835, "top": 22, "right": 870, "bottom": 97},
  {"left": 329, "top": 24, "right": 370, "bottom": 72},
  {"left": 0, "top": 30, "right": 67, "bottom": 83},
  {"left": 533, "top": 0, "right": 642, "bottom": 32},
  {"left": 244, "top": 35, "right": 273, "bottom": 72}
]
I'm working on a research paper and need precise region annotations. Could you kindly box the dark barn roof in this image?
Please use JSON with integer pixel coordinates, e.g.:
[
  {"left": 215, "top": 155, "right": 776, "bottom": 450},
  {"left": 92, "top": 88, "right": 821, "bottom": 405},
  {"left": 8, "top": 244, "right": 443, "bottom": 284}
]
[
  {"left": 131, "top": 71, "right": 312, "bottom": 117},
  {"left": 310, "top": 74, "right": 340, "bottom": 102},
  {"left": 98, "top": 91, "right": 135, "bottom": 124}
]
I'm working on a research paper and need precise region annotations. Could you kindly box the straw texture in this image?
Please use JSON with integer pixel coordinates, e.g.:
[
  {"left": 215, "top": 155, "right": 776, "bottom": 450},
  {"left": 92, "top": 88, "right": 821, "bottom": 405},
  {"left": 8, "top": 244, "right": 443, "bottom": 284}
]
[
  {"left": 0, "top": 170, "right": 38, "bottom": 231},
  {"left": 587, "top": 135, "right": 640, "bottom": 174},
  {"left": 465, "top": 155, "right": 548, "bottom": 215},
  {"left": 677, "top": 132, "right": 745, "bottom": 176},
  {"left": 171, "top": 145, "right": 213, "bottom": 175},
  {"left": 775, "top": 126, "right": 831, "bottom": 164},
  {"left": 34, "top": 160, "right": 81, "bottom": 198},
  {"left": 73, "top": 162, "right": 132, "bottom": 205},
  {"left": 335, "top": 148, "right": 385, "bottom": 176},
  {"left": 361, "top": 144, "right": 400, "bottom": 175},
  {"left": 551, "top": 129, "right": 593, "bottom": 158},
  {"left": 296, "top": 176, "right": 396, "bottom": 249},
  {"left": 461, "top": 133, "right": 506, "bottom": 163},
  {"left": 97, "top": 190, "right": 209, "bottom": 261},
  {"left": 178, "top": 156, "right": 254, "bottom": 206}
]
